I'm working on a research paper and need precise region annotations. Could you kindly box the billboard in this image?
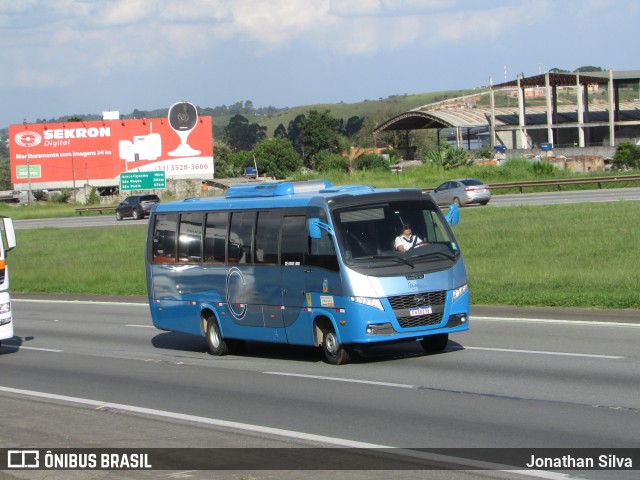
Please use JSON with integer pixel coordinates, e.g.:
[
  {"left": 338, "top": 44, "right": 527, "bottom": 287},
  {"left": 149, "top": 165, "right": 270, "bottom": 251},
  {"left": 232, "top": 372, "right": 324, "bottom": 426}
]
[{"left": 9, "top": 103, "right": 213, "bottom": 190}]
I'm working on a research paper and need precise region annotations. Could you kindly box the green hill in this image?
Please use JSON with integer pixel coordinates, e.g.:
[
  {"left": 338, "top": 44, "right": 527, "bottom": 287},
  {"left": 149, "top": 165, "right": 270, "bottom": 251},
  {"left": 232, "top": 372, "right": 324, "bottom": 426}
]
[{"left": 0, "top": 88, "right": 482, "bottom": 140}]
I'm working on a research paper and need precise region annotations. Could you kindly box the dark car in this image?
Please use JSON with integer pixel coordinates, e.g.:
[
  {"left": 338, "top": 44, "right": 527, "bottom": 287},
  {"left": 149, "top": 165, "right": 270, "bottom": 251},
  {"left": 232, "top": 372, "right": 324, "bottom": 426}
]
[
  {"left": 115, "top": 194, "right": 160, "bottom": 220},
  {"left": 430, "top": 178, "right": 491, "bottom": 207}
]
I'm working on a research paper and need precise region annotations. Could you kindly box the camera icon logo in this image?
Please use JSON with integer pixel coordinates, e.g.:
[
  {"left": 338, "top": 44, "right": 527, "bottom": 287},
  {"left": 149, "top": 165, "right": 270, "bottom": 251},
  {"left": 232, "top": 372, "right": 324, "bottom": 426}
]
[{"left": 7, "top": 450, "right": 40, "bottom": 468}]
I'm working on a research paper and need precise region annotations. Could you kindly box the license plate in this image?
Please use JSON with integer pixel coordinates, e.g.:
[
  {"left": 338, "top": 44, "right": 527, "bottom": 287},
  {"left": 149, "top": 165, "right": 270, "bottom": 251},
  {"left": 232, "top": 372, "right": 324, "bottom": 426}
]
[{"left": 410, "top": 306, "right": 432, "bottom": 316}]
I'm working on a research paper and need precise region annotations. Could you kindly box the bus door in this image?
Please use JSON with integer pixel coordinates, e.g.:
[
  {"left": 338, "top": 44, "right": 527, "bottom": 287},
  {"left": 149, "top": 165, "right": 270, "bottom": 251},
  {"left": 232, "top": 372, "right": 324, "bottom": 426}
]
[
  {"left": 253, "top": 210, "right": 288, "bottom": 343},
  {"left": 277, "top": 215, "right": 309, "bottom": 340},
  {"left": 286, "top": 211, "right": 343, "bottom": 346}
]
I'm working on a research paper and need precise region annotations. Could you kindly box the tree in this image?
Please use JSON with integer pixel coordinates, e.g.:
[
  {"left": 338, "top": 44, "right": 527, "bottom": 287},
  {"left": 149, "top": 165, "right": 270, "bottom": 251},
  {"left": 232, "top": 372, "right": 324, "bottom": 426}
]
[
  {"left": 251, "top": 138, "right": 302, "bottom": 179},
  {"left": 299, "top": 110, "right": 341, "bottom": 170},
  {"left": 575, "top": 66, "right": 604, "bottom": 73},
  {"left": 287, "top": 114, "right": 306, "bottom": 155},
  {"left": 273, "top": 123, "right": 287, "bottom": 138},
  {"left": 613, "top": 142, "right": 640, "bottom": 169},
  {"left": 0, "top": 159, "right": 11, "bottom": 190},
  {"left": 343, "top": 116, "right": 365, "bottom": 138},
  {"left": 224, "top": 114, "right": 267, "bottom": 152},
  {"left": 213, "top": 139, "right": 243, "bottom": 178}
]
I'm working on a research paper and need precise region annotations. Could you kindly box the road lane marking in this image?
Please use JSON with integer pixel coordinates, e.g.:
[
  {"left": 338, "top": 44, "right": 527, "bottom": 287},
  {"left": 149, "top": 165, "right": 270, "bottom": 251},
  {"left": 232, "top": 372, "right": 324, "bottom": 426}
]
[
  {"left": 264, "top": 372, "right": 419, "bottom": 389},
  {"left": 12, "top": 299, "right": 147, "bottom": 307},
  {"left": 0, "top": 385, "right": 572, "bottom": 479},
  {"left": 0, "top": 345, "right": 64, "bottom": 353},
  {"left": 474, "top": 316, "right": 640, "bottom": 328},
  {"left": 125, "top": 324, "right": 155, "bottom": 328},
  {"left": 454, "top": 346, "right": 624, "bottom": 359}
]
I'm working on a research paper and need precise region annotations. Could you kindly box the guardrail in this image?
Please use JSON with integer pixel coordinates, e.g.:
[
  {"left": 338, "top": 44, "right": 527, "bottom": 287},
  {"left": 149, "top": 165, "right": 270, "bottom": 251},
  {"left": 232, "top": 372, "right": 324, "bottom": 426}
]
[
  {"left": 75, "top": 206, "right": 117, "bottom": 215},
  {"left": 488, "top": 174, "right": 640, "bottom": 193}
]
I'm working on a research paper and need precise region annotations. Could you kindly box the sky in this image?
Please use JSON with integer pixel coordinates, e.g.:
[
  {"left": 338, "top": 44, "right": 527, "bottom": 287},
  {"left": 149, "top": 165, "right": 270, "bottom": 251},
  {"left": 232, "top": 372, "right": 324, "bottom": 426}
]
[{"left": 1, "top": 0, "right": 638, "bottom": 129}]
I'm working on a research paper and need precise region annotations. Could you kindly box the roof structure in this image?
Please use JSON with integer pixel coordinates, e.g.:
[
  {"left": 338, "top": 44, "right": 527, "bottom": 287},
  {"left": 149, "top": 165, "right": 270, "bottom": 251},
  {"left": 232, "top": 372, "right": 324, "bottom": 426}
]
[{"left": 373, "top": 71, "right": 640, "bottom": 142}]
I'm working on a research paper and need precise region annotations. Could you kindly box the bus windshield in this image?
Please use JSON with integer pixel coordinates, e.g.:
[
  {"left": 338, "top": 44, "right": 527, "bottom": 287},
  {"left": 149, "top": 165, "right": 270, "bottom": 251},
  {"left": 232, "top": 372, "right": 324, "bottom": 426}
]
[{"left": 331, "top": 199, "right": 459, "bottom": 273}]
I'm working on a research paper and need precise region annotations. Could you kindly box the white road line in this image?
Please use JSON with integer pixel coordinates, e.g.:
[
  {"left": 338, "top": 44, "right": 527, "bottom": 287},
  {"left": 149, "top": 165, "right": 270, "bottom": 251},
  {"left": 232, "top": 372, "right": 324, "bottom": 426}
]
[
  {"left": 264, "top": 371, "right": 419, "bottom": 389},
  {"left": 0, "top": 385, "right": 572, "bottom": 479},
  {"left": 458, "top": 346, "right": 623, "bottom": 359},
  {"left": 125, "top": 324, "right": 155, "bottom": 328},
  {"left": 473, "top": 316, "right": 640, "bottom": 327},
  {"left": 1, "top": 345, "right": 64, "bottom": 353},
  {"left": 11, "top": 299, "right": 147, "bottom": 307}
]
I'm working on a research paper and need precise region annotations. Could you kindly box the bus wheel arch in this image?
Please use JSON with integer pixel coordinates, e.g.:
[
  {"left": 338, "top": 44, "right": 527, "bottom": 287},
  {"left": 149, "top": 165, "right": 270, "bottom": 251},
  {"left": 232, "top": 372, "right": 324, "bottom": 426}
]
[{"left": 314, "top": 316, "right": 351, "bottom": 365}]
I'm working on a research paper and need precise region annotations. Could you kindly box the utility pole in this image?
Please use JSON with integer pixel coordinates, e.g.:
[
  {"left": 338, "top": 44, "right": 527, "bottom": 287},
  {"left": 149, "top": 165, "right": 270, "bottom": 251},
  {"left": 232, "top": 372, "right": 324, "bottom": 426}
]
[{"left": 26, "top": 145, "right": 32, "bottom": 207}]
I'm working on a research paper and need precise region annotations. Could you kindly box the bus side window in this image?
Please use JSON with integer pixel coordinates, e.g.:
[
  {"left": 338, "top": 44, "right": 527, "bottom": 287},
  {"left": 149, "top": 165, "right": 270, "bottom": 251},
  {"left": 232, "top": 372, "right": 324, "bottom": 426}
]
[
  {"left": 229, "top": 211, "right": 255, "bottom": 264},
  {"left": 281, "top": 216, "right": 307, "bottom": 266},
  {"left": 255, "top": 211, "right": 281, "bottom": 265},
  {"left": 204, "top": 212, "right": 228, "bottom": 264},
  {"left": 152, "top": 214, "right": 178, "bottom": 264},
  {"left": 178, "top": 213, "right": 204, "bottom": 263}
]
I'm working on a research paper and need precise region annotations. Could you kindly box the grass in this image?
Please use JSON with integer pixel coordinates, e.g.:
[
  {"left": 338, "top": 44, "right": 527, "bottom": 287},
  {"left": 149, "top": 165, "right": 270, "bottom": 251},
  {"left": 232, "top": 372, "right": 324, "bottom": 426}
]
[
  {"left": 7, "top": 201, "right": 640, "bottom": 309},
  {"left": 0, "top": 203, "right": 86, "bottom": 220},
  {"left": 11, "top": 226, "right": 147, "bottom": 295},
  {"left": 455, "top": 202, "right": 639, "bottom": 309}
]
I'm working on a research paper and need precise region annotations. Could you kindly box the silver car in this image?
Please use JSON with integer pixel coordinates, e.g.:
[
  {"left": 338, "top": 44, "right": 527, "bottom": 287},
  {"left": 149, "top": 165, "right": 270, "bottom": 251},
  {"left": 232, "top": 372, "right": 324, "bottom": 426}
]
[{"left": 430, "top": 178, "right": 491, "bottom": 206}]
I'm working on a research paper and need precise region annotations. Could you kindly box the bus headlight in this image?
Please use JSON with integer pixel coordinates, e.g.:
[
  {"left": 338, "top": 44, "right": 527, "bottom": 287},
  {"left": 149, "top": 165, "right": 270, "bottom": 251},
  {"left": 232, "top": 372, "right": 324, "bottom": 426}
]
[
  {"left": 350, "top": 296, "right": 384, "bottom": 311},
  {"left": 452, "top": 284, "right": 468, "bottom": 302}
]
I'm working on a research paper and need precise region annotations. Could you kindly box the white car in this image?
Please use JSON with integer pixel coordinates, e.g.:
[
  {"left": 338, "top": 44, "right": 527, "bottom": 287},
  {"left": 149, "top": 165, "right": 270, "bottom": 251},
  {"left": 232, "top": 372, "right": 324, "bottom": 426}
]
[{"left": 431, "top": 178, "right": 491, "bottom": 206}]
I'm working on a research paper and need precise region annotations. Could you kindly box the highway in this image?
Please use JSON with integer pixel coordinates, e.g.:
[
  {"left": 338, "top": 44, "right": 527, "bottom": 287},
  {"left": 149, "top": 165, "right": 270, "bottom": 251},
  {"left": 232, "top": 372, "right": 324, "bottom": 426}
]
[
  {"left": 12, "top": 187, "right": 640, "bottom": 230},
  {"left": 3, "top": 186, "right": 639, "bottom": 479},
  {"left": 1, "top": 298, "right": 639, "bottom": 479}
]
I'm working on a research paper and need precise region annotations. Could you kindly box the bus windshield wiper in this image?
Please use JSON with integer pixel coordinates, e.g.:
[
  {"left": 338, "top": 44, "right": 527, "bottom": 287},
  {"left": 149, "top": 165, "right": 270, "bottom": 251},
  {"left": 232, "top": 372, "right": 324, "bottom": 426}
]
[
  {"left": 351, "top": 254, "right": 414, "bottom": 268},
  {"left": 410, "top": 250, "right": 457, "bottom": 261}
]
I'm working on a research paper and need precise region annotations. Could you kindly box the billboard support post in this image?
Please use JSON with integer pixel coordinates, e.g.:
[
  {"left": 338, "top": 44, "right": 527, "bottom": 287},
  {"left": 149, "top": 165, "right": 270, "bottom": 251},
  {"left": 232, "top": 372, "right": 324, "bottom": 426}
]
[{"left": 26, "top": 145, "right": 32, "bottom": 207}]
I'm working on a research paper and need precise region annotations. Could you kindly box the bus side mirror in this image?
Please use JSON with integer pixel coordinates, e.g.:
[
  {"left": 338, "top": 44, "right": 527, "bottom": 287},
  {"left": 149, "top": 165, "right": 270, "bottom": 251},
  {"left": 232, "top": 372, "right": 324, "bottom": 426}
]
[
  {"left": 445, "top": 204, "right": 459, "bottom": 225},
  {"left": 308, "top": 218, "right": 322, "bottom": 239},
  {"left": 308, "top": 217, "right": 334, "bottom": 239}
]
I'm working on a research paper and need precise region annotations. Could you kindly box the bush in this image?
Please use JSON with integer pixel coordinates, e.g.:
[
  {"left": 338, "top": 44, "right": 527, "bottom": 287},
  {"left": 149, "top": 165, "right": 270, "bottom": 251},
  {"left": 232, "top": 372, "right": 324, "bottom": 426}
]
[
  {"left": 317, "top": 152, "right": 349, "bottom": 173},
  {"left": 613, "top": 142, "right": 640, "bottom": 169},
  {"left": 424, "top": 144, "right": 473, "bottom": 169},
  {"left": 474, "top": 146, "right": 494, "bottom": 159},
  {"left": 33, "top": 190, "right": 49, "bottom": 202},
  {"left": 85, "top": 187, "right": 100, "bottom": 205},
  {"left": 356, "top": 153, "right": 390, "bottom": 171},
  {"left": 531, "top": 160, "right": 557, "bottom": 176},
  {"left": 49, "top": 189, "right": 72, "bottom": 203}
]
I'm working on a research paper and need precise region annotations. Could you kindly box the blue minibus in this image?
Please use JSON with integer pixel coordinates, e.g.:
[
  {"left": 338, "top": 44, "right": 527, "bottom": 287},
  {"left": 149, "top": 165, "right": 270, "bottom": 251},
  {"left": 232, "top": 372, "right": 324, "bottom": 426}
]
[{"left": 146, "top": 180, "right": 469, "bottom": 364}]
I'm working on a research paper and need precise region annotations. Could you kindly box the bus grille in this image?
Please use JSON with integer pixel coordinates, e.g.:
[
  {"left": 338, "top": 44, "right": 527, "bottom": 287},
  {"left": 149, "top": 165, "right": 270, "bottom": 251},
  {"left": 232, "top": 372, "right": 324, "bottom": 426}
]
[{"left": 387, "top": 290, "right": 446, "bottom": 328}]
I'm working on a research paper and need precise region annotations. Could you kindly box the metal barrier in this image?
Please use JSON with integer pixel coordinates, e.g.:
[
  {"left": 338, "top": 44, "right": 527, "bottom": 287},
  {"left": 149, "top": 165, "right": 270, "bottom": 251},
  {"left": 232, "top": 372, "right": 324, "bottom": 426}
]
[
  {"left": 488, "top": 174, "right": 640, "bottom": 193},
  {"left": 75, "top": 206, "right": 117, "bottom": 215}
]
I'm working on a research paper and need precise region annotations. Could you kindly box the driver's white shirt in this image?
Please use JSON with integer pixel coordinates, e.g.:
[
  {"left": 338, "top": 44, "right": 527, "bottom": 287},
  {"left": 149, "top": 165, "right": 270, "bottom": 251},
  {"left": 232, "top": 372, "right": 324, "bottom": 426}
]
[{"left": 394, "top": 235, "right": 423, "bottom": 251}]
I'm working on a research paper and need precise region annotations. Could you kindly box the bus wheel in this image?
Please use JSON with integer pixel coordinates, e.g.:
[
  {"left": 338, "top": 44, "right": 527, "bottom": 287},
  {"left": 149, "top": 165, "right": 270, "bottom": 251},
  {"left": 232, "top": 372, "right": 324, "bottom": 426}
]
[
  {"left": 206, "top": 318, "right": 229, "bottom": 356},
  {"left": 321, "top": 327, "right": 350, "bottom": 365},
  {"left": 420, "top": 333, "right": 448, "bottom": 354}
]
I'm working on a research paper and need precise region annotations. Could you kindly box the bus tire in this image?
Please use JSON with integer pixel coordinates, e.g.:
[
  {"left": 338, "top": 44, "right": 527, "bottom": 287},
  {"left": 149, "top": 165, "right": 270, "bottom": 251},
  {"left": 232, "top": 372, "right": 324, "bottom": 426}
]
[
  {"left": 420, "top": 333, "right": 448, "bottom": 354},
  {"left": 321, "top": 326, "right": 350, "bottom": 365},
  {"left": 206, "top": 317, "right": 229, "bottom": 356}
]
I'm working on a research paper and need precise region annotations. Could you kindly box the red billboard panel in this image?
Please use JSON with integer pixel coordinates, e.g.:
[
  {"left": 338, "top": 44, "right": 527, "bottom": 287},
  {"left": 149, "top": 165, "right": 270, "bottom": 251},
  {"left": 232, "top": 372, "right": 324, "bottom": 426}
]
[{"left": 9, "top": 113, "right": 213, "bottom": 189}]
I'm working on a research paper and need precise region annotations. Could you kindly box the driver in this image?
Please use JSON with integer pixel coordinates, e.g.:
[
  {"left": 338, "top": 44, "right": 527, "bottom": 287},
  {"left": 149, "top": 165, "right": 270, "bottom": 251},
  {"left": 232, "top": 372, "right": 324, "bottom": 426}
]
[{"left": 394, "top": 224, "right": 424, "bottom": 253}]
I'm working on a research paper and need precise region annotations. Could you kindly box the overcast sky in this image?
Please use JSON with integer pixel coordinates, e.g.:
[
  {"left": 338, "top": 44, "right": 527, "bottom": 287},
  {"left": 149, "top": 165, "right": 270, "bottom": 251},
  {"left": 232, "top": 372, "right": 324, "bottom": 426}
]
[{"left": 1, "top": 0, "right": 637, "bottom": 129}]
